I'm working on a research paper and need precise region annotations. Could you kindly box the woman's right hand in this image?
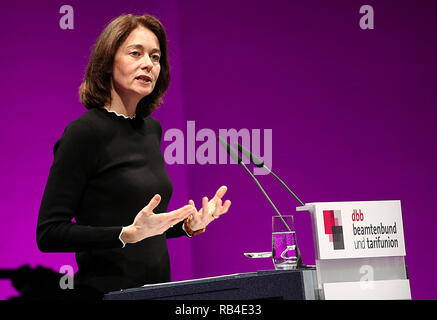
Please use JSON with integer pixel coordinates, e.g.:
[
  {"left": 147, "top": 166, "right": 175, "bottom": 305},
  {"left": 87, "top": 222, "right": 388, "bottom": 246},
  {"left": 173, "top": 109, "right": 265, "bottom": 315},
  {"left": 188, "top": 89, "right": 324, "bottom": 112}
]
[{"left": 120, "top": 194, "right": 195, "bottom": 244}]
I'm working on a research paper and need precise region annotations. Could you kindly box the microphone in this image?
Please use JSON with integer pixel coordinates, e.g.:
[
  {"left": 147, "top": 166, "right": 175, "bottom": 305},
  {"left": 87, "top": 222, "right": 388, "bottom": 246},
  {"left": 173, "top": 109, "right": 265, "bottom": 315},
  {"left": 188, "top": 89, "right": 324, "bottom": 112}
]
[
  {"left": 218, "top": 136, "right": 304, "bottom": 268},
  {"left": 234, "top": 142, "right": 304, "bottom": 206},
  {"left": 218, "top": 136, "right": 242, "bottom": 164},
  {"left": 218, "top": 137, "right": 289, "bottom": 229}
]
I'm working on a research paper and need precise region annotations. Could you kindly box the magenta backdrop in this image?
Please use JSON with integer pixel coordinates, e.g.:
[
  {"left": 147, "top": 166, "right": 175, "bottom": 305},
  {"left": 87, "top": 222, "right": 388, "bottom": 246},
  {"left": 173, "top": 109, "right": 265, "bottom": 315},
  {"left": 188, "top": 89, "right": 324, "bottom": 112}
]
[{"left": 0, "top": 0, "right": 436, "bottom": 299}]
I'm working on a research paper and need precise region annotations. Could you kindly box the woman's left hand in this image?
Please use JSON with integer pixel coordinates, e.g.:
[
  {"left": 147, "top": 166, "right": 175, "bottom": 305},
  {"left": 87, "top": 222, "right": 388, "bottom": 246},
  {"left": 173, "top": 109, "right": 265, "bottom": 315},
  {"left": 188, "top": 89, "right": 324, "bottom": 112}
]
[{"left": 187, "top": 185, "right": 231, "bottom": 231}]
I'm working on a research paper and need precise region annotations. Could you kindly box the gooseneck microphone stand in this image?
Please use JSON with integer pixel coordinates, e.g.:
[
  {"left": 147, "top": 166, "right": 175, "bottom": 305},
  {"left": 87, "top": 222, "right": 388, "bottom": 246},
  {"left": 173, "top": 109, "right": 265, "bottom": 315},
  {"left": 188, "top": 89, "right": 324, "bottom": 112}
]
[{"left": 218, "top": 137, "right": 304, "bottom": 268}]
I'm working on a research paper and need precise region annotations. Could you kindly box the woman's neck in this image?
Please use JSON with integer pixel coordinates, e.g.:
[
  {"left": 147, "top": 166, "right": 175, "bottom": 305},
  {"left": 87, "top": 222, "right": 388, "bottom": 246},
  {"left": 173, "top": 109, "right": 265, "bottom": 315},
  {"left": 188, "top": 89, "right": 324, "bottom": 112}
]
[{"left": 105, "top": 86, "right": 141, "bottom": 118}]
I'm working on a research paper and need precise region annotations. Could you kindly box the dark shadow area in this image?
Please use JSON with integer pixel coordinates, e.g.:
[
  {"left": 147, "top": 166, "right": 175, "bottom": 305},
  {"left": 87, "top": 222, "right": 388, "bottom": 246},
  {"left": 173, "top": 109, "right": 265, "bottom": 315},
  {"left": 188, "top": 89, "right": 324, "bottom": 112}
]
[{"left": 0, "top": 265, "right": 103, "bottom": 300}]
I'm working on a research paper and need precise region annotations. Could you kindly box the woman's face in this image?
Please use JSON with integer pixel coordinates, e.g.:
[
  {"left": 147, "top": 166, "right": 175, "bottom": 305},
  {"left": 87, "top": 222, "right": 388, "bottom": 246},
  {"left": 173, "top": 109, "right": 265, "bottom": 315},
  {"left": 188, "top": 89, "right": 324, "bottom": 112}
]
[{"left": 111, "top": 26, "right": 161, "bottom": 101}]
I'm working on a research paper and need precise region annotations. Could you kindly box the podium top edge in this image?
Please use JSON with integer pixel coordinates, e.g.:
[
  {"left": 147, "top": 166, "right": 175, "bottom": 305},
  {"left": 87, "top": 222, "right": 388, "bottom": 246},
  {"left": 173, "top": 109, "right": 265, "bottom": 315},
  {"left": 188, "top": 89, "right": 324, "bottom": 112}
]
[{"left": 297, "top": 200, "right": 401, "bottom": 210}]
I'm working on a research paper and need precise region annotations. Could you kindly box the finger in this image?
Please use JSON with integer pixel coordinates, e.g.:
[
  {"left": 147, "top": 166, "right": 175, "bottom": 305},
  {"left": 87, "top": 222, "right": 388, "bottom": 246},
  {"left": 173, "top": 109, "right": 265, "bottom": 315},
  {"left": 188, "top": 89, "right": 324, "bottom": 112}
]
[
  {"left": 212, "top": 199, "right": 222, "bottom": 219},
  {"left": 189, "top": 199, "right": 202, "bottom": 222},
  {"left": 202, "top": 197, "right": 208, "bottom": 210},
  {"left": 179, "top": 204, "right": 195, "bottom": 217},
  {"left": 157, "top": 205, "right": 194, "bottom": 231},
  {"left": 201, "top": 197, "right": 209, "bottom": 221},
  {"left": 220, "top": 200, "right": 231, "bottom": 215},
  {"left": 143, "top": 194, "right": 161, "bottom": 213},
  {"left": 213, "top": 199, "right": 231, "bottom": 219},
  {"left": 213, "top": 185, "right": 228, "bottom": 201},
  {"left": 189, "top": 200, "right": 199, "bottom": 214},
  {"left": 171, "top": 205, "right": 195, "bottom": 222}
]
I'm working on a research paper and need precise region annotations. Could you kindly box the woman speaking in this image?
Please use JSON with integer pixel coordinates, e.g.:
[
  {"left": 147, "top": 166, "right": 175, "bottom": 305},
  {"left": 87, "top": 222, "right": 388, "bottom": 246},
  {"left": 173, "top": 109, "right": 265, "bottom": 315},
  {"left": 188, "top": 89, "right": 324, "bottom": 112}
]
[{"left": 36, "top": 13, "right": 231, "bottom": 295}]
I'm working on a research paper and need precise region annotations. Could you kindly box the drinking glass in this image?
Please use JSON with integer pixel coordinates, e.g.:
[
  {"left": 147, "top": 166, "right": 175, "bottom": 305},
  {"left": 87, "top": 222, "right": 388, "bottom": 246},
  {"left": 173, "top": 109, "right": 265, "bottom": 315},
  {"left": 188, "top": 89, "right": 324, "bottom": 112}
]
[{"left": 272, "top": 215, "right": 298, "bottom": 270}]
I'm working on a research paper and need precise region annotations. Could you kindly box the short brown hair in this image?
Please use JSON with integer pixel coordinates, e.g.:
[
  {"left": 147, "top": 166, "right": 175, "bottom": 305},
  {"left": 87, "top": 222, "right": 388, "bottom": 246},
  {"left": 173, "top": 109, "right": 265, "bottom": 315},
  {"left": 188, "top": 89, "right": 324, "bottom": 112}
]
[{"left": 79, "top": 14, "right": 170, "bottom": 119}]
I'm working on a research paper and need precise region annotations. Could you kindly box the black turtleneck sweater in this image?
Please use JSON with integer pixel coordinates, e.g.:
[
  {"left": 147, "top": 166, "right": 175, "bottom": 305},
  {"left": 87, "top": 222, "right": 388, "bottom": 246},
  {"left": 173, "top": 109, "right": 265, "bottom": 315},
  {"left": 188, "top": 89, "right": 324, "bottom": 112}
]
[{"left": 36, "top": 107, "right": 187, "bottom": 294}]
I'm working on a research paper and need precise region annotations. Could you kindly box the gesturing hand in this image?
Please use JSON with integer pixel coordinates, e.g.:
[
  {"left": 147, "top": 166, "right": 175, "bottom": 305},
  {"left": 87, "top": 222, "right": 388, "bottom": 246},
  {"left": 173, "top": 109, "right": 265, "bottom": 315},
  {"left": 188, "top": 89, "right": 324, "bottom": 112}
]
[
  {"left": 187, "top": 186, "right": 232, "bottom": 232},
  {"left": 120, "top": 194, "right": 195, "bottom": 244}
]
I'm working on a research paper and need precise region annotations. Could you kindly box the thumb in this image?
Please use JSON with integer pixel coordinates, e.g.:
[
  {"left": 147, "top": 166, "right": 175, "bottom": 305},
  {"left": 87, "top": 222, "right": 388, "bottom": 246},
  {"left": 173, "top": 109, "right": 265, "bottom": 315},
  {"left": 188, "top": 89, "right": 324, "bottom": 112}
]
[{"left": 143, "top": 194, "right": 161, "bottom": 213}]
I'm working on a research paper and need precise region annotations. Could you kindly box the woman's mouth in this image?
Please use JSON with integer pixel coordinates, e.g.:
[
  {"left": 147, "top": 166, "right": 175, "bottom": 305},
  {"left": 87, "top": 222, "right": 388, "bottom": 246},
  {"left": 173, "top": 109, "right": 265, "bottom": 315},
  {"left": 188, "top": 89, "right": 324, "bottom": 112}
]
[{"left": 135, "top": 75, "right": 152, "bottom": 85}]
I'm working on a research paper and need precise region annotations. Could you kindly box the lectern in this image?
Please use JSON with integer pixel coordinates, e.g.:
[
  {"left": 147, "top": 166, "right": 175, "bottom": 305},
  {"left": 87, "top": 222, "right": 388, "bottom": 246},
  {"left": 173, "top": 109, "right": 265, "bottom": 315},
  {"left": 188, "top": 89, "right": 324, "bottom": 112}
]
[
  {"left": 104, "top": 200, "right": 410, "bottom": 300},
  {"left": 297, "top": 200, "right": 411, "bottom": 299},
  {"left": 104, "top": 269, "right": 318, "bottom": 300}
]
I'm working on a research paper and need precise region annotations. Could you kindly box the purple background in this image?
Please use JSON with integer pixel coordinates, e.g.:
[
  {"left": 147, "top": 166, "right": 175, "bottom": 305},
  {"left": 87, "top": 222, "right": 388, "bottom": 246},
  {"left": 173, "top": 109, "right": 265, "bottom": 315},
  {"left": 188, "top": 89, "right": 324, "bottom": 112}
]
[{"left": 0, "top": 0, "right": 436, "bottom": 299}]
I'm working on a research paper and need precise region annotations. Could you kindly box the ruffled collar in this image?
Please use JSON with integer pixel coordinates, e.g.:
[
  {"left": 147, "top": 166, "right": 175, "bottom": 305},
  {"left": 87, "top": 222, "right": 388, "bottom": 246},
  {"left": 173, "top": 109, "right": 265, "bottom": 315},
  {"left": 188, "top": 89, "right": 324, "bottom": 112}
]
[{"left": 102, "top": 107, "right": 136, "bottom": 119}]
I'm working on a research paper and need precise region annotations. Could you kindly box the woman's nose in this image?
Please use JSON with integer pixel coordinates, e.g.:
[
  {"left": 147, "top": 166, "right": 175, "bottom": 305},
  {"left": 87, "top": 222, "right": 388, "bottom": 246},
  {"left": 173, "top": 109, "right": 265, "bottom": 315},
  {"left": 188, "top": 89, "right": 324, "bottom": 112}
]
[{"left": 140, "top": 55, "right": 153, "bottom": 72}]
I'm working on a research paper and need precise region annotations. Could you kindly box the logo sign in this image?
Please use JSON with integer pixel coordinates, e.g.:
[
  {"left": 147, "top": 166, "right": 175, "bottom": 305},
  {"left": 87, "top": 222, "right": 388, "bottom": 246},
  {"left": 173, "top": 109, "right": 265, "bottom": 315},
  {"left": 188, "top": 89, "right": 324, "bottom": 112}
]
[
  {"left": 299, "top": 201, "right": 406, "bottom": 260},
  {"left": 323, "top": 210, "right": 344, "bottom": 250}
]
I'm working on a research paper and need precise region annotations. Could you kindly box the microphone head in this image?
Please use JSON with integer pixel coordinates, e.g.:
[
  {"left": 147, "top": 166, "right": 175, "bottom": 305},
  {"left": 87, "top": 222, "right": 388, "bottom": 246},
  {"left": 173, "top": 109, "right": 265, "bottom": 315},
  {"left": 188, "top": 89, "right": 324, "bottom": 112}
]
[
  {"left": 234, "top": 143, "right": 264, "bottom": 168},
  {"left": 218, "top": 136, "right": 242, "bottom": 164}
]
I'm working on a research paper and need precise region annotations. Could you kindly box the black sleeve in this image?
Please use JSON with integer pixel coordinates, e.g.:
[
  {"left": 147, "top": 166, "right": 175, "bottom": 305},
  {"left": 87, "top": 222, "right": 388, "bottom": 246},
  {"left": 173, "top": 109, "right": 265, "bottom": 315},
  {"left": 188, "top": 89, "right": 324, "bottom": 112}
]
[
  {"left": 166, "top": 221, "right": 188, "bottom": 239},
  {"left": 36, "top": 120, "right": 123, "bottom": 252}
]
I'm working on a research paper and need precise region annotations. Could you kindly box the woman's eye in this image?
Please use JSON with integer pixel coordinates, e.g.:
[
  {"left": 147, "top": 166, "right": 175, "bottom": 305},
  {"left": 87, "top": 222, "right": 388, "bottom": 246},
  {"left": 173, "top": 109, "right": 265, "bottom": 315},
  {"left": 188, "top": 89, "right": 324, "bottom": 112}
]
[
  {"left": 130, "top": 51, "right": 140, "bottom": 57},
  {"left": 151, "top": 54, "right": 160, "bottom": 62}
]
